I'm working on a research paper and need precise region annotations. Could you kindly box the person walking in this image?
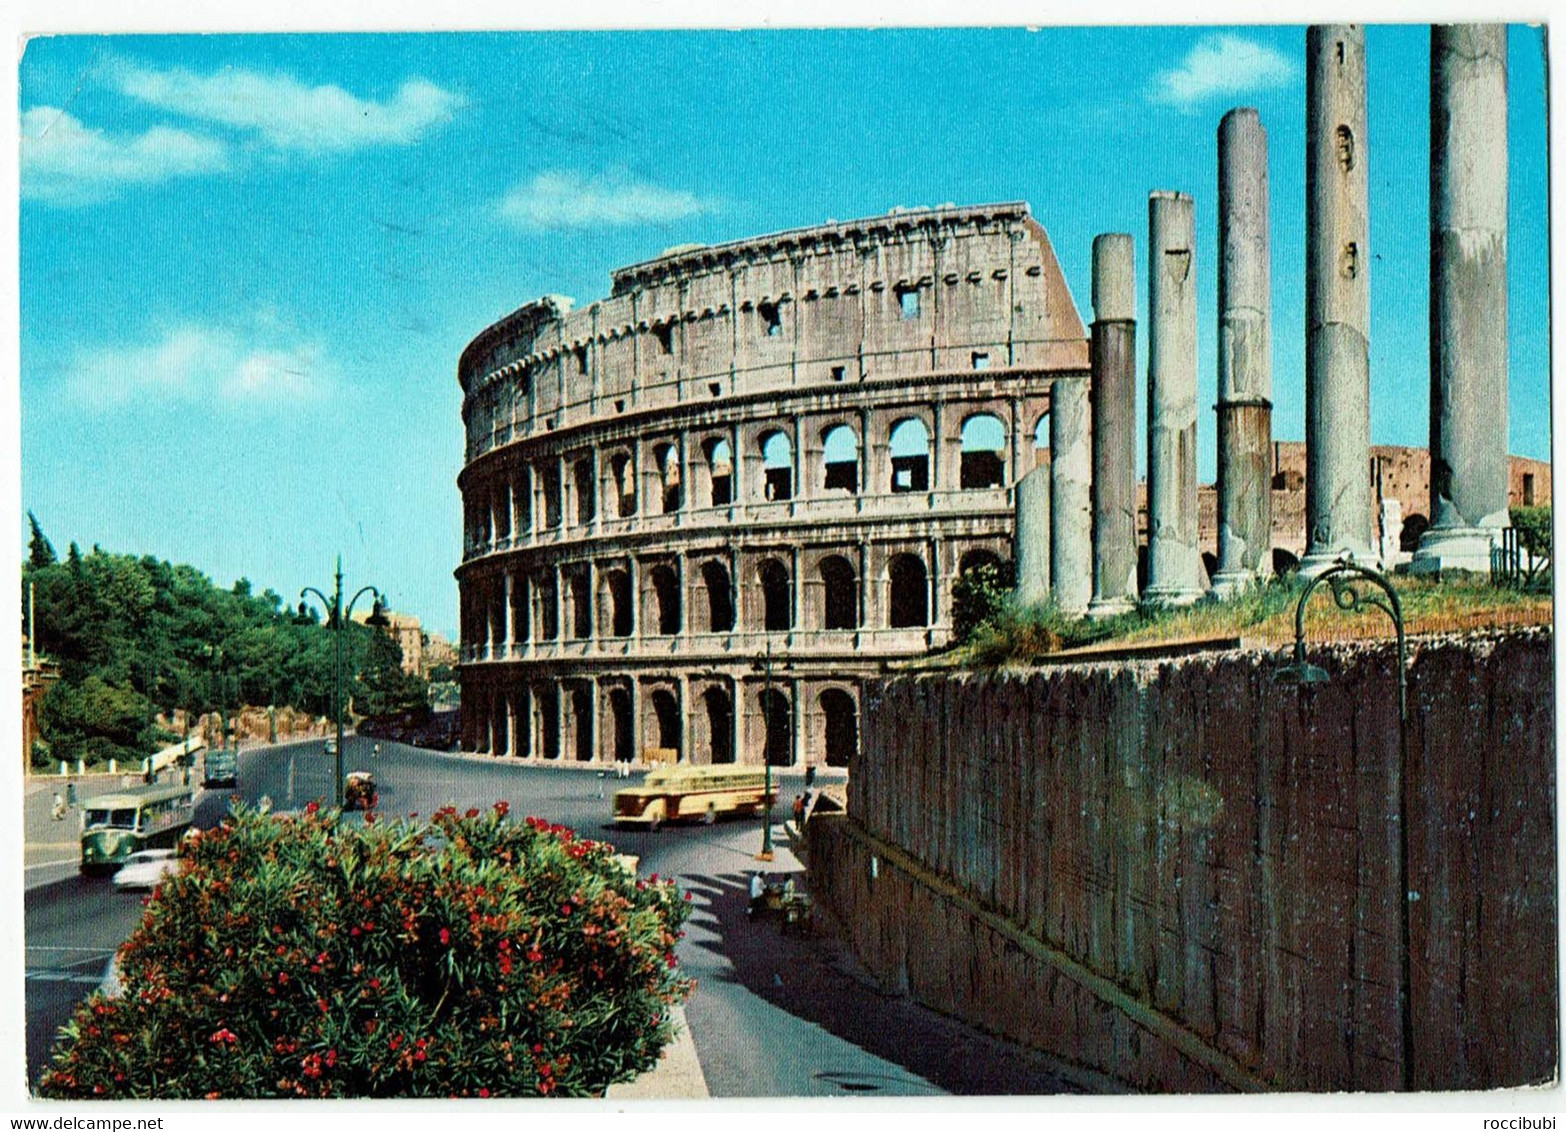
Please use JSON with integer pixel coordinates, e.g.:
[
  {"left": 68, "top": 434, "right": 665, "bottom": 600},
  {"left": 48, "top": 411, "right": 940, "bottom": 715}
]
[
  {"left": 748, "top": 871, "right": 765, "bottom": 917},
  {"left": 50, "top": 791, "right": 65, "bottom": 822}
]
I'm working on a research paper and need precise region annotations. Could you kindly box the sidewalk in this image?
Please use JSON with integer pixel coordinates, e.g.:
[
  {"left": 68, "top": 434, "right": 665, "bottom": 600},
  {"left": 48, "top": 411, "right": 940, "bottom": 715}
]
[{"left": 604, "top": 1004, "right": 709, "bottom": 1099}]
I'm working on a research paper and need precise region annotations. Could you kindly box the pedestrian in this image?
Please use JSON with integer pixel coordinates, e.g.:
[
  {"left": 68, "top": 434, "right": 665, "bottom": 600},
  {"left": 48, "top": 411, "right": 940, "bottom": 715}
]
[
  {"left": 804, "top": 764, "right": 816, "bottom": 789},
  {"left": 50, "top": 791, "right": 65, "bottom": 822},
  {"left": 748, "top": 871, "right": 764, "bottom": 917},
  {"left": 372, "top": 742, "right": 381, "bottom": 759},
  {"left": 791, "top": 793, "right": 805, "bottom": 829},
  {"left": 66, "top": 782, "right": 76, "bottom": 807}
]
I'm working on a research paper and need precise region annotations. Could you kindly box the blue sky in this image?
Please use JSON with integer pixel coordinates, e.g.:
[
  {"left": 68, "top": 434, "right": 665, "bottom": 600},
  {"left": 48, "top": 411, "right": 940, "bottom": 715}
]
[{"left": 17, "top": 26, "right": 1551, "bottom": 639}]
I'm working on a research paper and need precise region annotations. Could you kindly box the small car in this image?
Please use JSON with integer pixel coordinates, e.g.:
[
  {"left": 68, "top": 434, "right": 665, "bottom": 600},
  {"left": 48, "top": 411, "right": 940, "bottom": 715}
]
[{"left": 112, "top": 848, "right": 181, "bottom": 892}]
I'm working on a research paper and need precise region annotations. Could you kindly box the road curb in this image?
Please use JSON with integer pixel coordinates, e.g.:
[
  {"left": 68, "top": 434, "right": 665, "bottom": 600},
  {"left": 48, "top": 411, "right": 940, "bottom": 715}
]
[{"left": 604, "top": 1004, "right": 708, "bottom": 1100}]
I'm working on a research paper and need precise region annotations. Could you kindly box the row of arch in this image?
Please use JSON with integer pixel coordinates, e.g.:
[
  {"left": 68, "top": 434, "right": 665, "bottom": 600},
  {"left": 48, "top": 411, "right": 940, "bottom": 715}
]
[
  {"left": 461, "top": 548, "right": 1010, "bottom": 654},
  {"left": 462, "top": 677, "right": 860, "bottom": 768},
  {"left": 464, "top": 409, "right": 1052, "bottom": 551}
]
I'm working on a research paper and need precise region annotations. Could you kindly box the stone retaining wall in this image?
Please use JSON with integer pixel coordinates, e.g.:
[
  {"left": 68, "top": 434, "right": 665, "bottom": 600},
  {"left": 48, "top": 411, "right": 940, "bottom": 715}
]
[{"left": 808, "top": 629, "right": 1556, "bottom": 1092}]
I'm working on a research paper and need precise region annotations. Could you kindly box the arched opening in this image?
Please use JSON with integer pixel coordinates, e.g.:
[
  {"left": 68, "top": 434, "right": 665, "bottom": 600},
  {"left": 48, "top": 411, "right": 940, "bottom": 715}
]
[
  {"left": 1272, "top": 547, "right": 1300, "bottom": 576},
  {"left": 820, "top": 689, "right": 857, "bottom": 768},
  {"left": 960, "top": 414, "right": 1007, "bottom": 489},
  {"left": 701, "top": 560, "right": 735, "bottom": 632},
  {"left": 655, "top": 443, "right": 682, "bottom": 514},
  {"left": 1033, "top": 414, "right": 1051, "bottom": 468},
  {"left": 703, "top": 687, "right": 735, "bottom": 765},
  {"left": 514, "top": 466, "right": 532, "bottom": 532},
  {"left": 822, "top": 425, "right": 859, "bottom": 493},
  {"left": 889, "top": 418, "right": 930, "bottom": 493},
  {"left": 759, "top": 558, "right": 792, "bottom": 631},
  {"left": 569, "top": 570, "right": 591, "bottom": 639},
  {"left": 536, "top": 683, "right": 560, "bottom": 760},
  {"left": 650, "top": 565, "right": 681, "bottom": 635},
  {"left": 819, "top": 555, "right": 858, "bottom": 630},
  {"left": 574, "top": 457, "right": 596, "bottom": 525},
  {"left": 540, "top": 464, "right": 562, "bottom": 529},
  {"left": 491, "top": 691, "right": 508, "bottom": 756},
  {"left": 611, "top": 452, "right": 636, "bottom": 518},
  {"left": 759, "top": 687, "right": 792, "bottom": 768},
  {"left": 1400, "top": 513, "right": 1429, "bottom": 554},
  {"left": 1201, "top": 551, "right": 1218, "bottom": 582},
  {"left": 889, "top": 553, "right": 930, "bottom": 628},
  {"left": 606, "top": 570, "right": 632, "bottom": 638},
  {"left": 511, "top": 573, "right": 529, "bottom": 643},
  {"left": 537, "top": 574, "right": 559, "bottom": 640},
  {"left": 608, "top": 687, "right": 634, "bottom": 764},
  {"left": 705, "top": 438, "right": 734, "bottom": 506},
  {"left": 571, "top": 685, "right": 593, "bottom": 762},
  {"left": 761, "top": 431, "right": 794, "bottom": 501},
  {"left": 650, "top": 689, "right": 681, "bottom": 757}
]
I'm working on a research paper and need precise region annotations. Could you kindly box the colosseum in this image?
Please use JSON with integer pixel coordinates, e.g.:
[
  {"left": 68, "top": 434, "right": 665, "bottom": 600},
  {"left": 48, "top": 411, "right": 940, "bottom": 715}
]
[{"left": 456, "top": 202, "right": 1087, "bottom": 768}]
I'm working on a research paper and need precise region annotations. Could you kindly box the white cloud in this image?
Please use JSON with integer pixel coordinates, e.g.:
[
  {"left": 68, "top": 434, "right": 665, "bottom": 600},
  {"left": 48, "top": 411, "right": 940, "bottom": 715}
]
[
  {"left": 1148, "top": 34, "right": 1297, "bottom": 111},
  {"left": 20, "top": 106, "right": 229, "bottom": 206},
  {"left": 499, "top": 170, "right": 718, "bottom": 230},
  {"left": 108, "top": 59, "right": 464, "bottom": 153},
  {"left": 67, "top": 323, "right": 331, "bottom": 409}
]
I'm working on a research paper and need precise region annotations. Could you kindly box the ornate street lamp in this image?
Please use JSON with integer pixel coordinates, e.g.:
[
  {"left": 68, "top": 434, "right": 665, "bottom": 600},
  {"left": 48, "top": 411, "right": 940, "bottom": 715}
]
[
  {"left": 301, "top": 556, "right": 389, "bottom": 808},
  {"left": 1274, "top": 555, "right": 1411, "bottom": 1089}
]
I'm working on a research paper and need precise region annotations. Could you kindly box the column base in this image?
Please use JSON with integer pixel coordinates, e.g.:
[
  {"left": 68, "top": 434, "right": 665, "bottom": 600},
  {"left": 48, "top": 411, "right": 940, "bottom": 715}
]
[
  {"left": 1408, "top": 526, "right": 1502, "bottom": 576},
  {"left": 1140, "top": 585, "right": 1204, "bottom": 608},
  {"left": 1298, "top": 544, "right": 1380, "bottom": 581},
  {"left": 1087, "top": 596, "right": 1138, "bottom": 619},
  {"left": 1207, "top": 570, "right": 1259, "bottom": 600}
]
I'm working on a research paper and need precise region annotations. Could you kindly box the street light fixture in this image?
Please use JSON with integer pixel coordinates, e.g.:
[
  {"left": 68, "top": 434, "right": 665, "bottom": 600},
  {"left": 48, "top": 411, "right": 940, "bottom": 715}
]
[
  {"left": 301, "top": 556, "right": 389, "bottom": 808},
  {"left": 751, "top": 643, "right": 779, "bottom": 861},
  {"left": 1272, "top": 554, "right": 1410, "bottom": 1089}
]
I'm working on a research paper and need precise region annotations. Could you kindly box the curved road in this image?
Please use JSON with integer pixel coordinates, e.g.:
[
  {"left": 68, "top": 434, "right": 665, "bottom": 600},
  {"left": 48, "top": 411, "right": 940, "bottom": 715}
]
[{"left": 26, "top": 737, "right": 1080, "bottom": 1097}]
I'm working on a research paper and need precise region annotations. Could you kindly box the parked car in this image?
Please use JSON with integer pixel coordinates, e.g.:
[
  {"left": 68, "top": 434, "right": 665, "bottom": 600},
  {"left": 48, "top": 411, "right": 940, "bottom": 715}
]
[{"left": 111, "top": 848, "right": 181, "bottom": 892}]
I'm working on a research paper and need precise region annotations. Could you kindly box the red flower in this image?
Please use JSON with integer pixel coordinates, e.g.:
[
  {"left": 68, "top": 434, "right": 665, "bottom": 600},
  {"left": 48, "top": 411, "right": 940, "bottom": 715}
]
[
  {"left": 439, "top": 927, "right": 452, "bottom": 946},
  {"left": 304, "top": 801, "right": 320, "bottom": 816},
  {"left": 209, "top": 1027, "right": 238, "bottom": 1045},
  {"left": 494, "top": 800, "right": 510, "bottom": 818},
  {"left": 526, "top": 949, "right": 543, "bottom": 963},
  {"left": 478, "top": 1087, "right": 491, "bottom": 1098}
]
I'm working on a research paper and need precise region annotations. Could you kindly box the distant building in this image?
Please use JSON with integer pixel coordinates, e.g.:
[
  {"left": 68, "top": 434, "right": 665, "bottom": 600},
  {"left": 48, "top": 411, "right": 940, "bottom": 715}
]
[
  {"left": 352, "top": 609, "right": 424, "bottom": 676},
  {"left": 1119, "top": 443, "right": 1551, "bottom": 578}
]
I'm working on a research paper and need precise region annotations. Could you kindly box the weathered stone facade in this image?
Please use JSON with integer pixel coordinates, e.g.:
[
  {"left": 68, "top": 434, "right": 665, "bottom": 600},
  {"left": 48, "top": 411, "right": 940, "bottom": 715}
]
[{"left": 456, "top": 204, "right": 1088, "bottom": 766}]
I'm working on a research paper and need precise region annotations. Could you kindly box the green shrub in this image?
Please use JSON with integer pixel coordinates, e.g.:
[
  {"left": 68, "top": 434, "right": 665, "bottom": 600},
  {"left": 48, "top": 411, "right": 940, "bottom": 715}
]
[
  {"left": 1510, "top": 505, "right": 1552, "bottom": 559},
  {"left": 950, "top": 560, "right": 1015, "bottom": 645},
  {"left": 38, "top": 803, "right": 692, "bottom": 1099}
]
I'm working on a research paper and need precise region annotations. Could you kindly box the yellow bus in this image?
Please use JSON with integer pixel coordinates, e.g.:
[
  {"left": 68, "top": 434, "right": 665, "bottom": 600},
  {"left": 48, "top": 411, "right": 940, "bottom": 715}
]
[
  {"left": 613, "top": 765, "right": 776, "bottom": 830},
  {"left": 80, "top": 782, "right": 196, "bottom": 873}
]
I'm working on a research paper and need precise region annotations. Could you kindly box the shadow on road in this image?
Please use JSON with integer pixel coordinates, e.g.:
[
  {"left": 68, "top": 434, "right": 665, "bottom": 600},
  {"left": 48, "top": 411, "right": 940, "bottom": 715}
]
[{"left": 682, "top": 871, "right": 1098, "bottom": 1097}]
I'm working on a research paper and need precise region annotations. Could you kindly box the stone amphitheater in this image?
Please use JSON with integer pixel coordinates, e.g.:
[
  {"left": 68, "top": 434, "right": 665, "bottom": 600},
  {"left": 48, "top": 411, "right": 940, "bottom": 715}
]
[{"left": 455, "top": 202, "right": 1088, "bottom": 767}]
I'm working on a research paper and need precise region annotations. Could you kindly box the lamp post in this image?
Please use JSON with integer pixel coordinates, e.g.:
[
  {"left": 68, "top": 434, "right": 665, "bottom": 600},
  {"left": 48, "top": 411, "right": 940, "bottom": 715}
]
[
  {"left": 1274, "top": 555, "right": 1410, "bottom": 1089},
  {"left": 301, "top": 556, "right": 389, "bottom": 808},
  {"left": 752, "top": 644, "right": 778, "bottom": 861}
]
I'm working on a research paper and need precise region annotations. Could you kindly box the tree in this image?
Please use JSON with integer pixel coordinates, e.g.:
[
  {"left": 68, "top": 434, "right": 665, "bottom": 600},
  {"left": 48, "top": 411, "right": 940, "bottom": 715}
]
[
  {"left": 39, "top": 805, "right": 693, "bottom": 1099},
  {"left": 951, "top": 559, "right": 1016, "bottom": 645},
  {"left": 27, "top": 511, "right": 56, "bottom": 568}
]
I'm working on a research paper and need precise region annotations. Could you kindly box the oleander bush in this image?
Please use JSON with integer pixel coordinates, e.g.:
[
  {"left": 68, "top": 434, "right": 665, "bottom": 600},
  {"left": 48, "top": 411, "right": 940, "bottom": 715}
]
[{"left": 38, "top": 803, "right": 692, "bottom": 1099}]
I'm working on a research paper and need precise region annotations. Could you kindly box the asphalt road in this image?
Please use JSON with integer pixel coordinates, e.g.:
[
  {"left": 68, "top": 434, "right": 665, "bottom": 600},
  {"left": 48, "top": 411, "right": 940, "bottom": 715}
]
[{"left": 26, "top": 737, "right": 1080, "bottom": 1097}]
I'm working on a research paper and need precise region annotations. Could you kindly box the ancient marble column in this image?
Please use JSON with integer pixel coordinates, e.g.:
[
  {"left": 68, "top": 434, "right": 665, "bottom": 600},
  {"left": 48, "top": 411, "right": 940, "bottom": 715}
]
[
  {"left": 1014, "top": 465, "right": 1051, "bottom": 607},
  {"left": 1050, "top": 378, "right": 1092, "bottom": 614},
  {"left": 1212, "top": 107, "right": 1274, "bottom": 597},
  {"left": 1144, "top": 191, "right": 1203, "bottom": 604},
  {"left": 1088, "top": 232, "right": 1139, "bottom": 617},
  {"left": 1412, "top": 24, "right": 1510, "bottom": 574},
  {"left": 1301, "top": 24, "right": 1376, "bottom": 576}
]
